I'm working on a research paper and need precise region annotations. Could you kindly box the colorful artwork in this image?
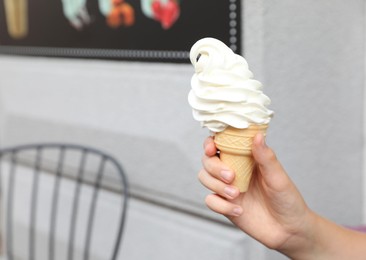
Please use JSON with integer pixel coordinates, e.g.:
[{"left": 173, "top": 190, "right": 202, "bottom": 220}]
[
  {"left": 3, "top": 0, "right": 28, "bottom": 38},
  {"left": 141, "top": 0, "right": 180, "bottom": 29},
  {"left": 61, "top": 0, "right": 91, "bottom": 30},
  {"left": 0, "top": 0, "right": 241, "bottom": 62},
  {"left": 105, "top": 0, "right": 135, "bottom": 28}
]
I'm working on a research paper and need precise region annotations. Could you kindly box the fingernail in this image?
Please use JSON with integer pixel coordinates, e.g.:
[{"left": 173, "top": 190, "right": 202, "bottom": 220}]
[
  {"left": 221, "top": 170, "right": 233, "bottom": 182},
  {"left": 224, "top": 186, "right": 237, "bottom": 198},
  {"left": 232, "top": 207, "right": 243, "bottom": 216}
]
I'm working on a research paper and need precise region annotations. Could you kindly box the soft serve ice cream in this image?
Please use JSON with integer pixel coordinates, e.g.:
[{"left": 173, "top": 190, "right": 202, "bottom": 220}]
[
  {"left": 188, "top": 38, "right": 274, "bottom": 192},
  {"left": 188, "top": 37, "right": 273, "bottom": 132}
]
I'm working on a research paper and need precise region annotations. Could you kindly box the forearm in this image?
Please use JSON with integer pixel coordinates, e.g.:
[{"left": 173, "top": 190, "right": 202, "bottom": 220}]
[
  {"left": 282, "top": 211, "right": 366, "bottom": 259},
  {"left": 310, "top": 214, "right": 366, "bottom": 259}
]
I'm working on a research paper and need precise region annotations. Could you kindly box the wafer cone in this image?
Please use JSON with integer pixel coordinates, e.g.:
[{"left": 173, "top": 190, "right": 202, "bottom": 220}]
[
  {"left": 4, "top": 0, "right": 28, "bottom": 39},
  {"left": 214, "top": 124, "right": 268, "bottom": 192}
]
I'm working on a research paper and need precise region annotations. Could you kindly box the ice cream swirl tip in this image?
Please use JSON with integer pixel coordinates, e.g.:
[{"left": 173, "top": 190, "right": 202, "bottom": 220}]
[{"left": 188, "top": 37, "right": 273, "bottom": 132}]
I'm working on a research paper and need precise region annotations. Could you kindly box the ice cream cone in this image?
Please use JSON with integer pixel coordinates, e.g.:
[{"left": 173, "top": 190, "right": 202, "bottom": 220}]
[
  {"left": 214, "top": 124, "right": 268, "bottom": 192},
  {"left": 4, "top": 0, "right": 28, "bottom": 39}
]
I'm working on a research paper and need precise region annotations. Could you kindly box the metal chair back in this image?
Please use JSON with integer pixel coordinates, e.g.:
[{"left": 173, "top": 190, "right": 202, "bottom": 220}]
[{"left": 0, "top": 143, "right": 129, "bottom": 260}]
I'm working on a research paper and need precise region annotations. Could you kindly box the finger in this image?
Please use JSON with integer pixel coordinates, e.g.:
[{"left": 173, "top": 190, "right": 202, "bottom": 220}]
[
  {"left": 202, "top": 155, "right": 235, "bottom": 184},
  {"left": 203, "top": 136, "right": 217, "bottom": 157},
  {"left": 252, "top": 133, "right": 290, "bottom": 190},
  {"left": 205, "top": 194, "right": 243, "bottom": 217},
  {"left": 198, "top": 169, "right": 240, "bottom": 199}
]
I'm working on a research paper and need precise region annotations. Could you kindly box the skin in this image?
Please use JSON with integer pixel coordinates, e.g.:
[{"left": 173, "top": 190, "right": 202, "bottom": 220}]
[{"left": 198, "top": 133, "right": 366, "bottom": 259}]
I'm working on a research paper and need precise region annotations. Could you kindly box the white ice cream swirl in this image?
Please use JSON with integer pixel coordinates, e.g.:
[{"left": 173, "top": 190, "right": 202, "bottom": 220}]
[{"left": 188, "top": 38, "right": 274, "bottom": 132}]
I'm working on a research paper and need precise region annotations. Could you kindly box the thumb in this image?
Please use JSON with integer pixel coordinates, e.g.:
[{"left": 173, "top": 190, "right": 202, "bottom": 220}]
[{"left": 252, "top": 133, "right": 289, "bottom": 190}]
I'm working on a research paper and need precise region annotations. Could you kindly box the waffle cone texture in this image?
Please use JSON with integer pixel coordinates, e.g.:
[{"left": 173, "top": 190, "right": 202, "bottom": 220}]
[{"left": 214, "top": 124, "right": 268, "bottom": 192}]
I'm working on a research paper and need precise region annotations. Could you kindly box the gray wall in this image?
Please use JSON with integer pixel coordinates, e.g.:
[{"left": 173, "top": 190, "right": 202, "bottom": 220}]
[
  {"left": 0, "top": 0, "right": 365, "bottom": 259},
  {"left": 261, "top": 0, "right": 364, "bottom": 224}
]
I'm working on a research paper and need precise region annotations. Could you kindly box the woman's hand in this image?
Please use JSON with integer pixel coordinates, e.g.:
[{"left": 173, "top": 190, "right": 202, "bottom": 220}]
[
  {"left": 199, "top": 133, "right": 366, "bottom": 259},
  {"left": 198, "top": 134, "right": 314, "bottom": 254}
]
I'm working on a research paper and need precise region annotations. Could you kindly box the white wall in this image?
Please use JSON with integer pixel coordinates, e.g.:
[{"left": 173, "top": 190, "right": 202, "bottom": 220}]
[
  {"left": 0, "top": 1, "right": 365, "bottom": 259},
  {"left": 364, "top": 0, "right": 366, "bottom": 225},
  {"left": 260, "top": 0, "right": 364, "bottom": 227},
  {"left": 0, "top": 78, "right": 4, "bottom": 147}
]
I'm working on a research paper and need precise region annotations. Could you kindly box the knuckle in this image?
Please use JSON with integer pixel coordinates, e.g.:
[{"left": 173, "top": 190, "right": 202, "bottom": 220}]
[
  {"left": 267, "top": 148, "right": 277, "bottom": 162},
  {"left": 205, "top": 194, "right": 217, "bottom": 211},
  {"left": 205, "top": 194, "right": 233, "bottom": 215},
  {"left": 197, "top": 169, "right": 205, "bottom": 181},
  {"left": 205, "top": 195, "right": 219, "bottom": 211},
  {"left": 204, "top": 194, "right": 212, "bottom": 205}
]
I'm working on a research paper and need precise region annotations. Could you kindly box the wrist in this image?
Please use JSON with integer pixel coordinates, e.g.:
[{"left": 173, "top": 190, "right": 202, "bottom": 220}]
[{"left": 279, "top": 209, "right": 319, "bottom": 259}]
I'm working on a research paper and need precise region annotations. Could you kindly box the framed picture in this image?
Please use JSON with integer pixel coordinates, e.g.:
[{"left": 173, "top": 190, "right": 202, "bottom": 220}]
[{"left": 0, "top": 0, "right": 241, "bottom": 63}]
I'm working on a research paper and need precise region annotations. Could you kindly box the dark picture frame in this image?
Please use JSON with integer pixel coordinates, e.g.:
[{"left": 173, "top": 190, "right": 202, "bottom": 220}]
[{"left": 0, "top": 0, "right": 241, "bottom": 63}]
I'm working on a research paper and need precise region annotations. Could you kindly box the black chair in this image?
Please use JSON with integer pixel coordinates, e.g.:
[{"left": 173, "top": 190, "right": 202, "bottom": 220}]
[{"left": 0, "top": 143, "right": 129, "bottom": 260}]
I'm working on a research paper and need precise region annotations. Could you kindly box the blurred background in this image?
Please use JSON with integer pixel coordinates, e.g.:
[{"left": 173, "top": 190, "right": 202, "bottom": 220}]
[{"left": 0, "top": 0, "right": 365, "bottom": 259}]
